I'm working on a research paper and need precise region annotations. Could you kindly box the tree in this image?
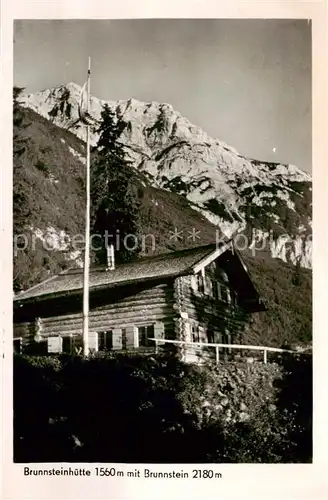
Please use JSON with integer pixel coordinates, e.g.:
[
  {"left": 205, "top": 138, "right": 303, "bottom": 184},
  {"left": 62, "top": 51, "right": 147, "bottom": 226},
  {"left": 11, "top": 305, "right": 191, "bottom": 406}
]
[
  {"left": 13, "top": 87, "right": 33, "bottom": 291},
  {"left": 292, "top": 257, "right": 302, "bottom": 287},
  {"left": 13, "top": 87, "right": 29, "bottom": 157},
  {"left": 91, "top": 104, "right": 141, "bottom": 265}
]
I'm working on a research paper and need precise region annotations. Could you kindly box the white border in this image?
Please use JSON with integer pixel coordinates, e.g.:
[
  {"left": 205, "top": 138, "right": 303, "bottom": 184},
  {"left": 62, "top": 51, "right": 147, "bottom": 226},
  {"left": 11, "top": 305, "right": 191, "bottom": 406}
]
[{"left": 1, "top": 2, "right": 328, "bottom": 499}]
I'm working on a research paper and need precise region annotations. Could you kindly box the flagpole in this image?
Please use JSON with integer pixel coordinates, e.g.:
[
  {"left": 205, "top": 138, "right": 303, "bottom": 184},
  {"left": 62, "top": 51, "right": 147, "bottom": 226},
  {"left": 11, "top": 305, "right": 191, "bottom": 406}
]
[{"left": 82, "top": 57, "right": 91, "bottom": 356}]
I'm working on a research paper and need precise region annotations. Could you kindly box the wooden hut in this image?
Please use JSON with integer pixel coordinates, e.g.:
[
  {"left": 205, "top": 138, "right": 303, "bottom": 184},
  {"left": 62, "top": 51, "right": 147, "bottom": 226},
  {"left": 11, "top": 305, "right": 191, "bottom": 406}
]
[{"left": 13, "top": 241, "right": 265, "bottom": 359}]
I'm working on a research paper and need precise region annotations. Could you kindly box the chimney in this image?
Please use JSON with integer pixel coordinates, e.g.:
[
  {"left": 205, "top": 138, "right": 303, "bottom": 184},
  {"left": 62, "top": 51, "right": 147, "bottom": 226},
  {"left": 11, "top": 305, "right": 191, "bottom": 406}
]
[{"left": 106, "top": 244, "right": 115, "bottom": 271}]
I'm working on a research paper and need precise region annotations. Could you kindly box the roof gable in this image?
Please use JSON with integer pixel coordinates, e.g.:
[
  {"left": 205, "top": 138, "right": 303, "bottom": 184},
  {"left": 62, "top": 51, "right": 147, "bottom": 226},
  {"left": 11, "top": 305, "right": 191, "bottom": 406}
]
[
  {"left": 193, "top": 241, "right": 233, "bottom": 274},
  {"left": 216, "top": 249, "right": 266, "bottom": 312}
]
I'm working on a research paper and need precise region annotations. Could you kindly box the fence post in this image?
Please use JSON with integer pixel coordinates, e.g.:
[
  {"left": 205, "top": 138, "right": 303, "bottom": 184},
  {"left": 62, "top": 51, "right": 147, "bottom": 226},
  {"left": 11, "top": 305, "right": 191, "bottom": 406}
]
[
  {"left": 263, "top": 348, "right": 267, "bottom": 364},
  {"left": 215, "top": 346, "right": 219, "bottom": 365},
  {"left": 155, "top": 340, "right": 158, "bottom": 355}
]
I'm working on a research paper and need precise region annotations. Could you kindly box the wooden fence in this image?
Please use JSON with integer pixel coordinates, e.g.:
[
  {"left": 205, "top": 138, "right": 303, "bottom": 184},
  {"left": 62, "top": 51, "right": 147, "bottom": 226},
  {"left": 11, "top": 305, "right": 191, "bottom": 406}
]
[{"left": 148, "top": 337, "right": 310, "bottom": 364}]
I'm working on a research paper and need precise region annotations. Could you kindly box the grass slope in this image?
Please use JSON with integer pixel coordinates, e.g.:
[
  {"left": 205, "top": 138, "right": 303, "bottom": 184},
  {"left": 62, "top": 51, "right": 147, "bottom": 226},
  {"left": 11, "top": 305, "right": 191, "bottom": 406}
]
[{"left": 242, "top": 250, "right": 312, "bottom": 347}]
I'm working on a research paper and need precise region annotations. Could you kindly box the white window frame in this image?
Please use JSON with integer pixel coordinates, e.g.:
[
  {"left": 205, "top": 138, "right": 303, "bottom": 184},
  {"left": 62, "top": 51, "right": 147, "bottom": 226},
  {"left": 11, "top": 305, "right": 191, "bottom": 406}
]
[
  {"left": 217, "top": 282, "right": 232, "bottom": 304},
  {"left": 98, "top": 330, "right": 113, "bottom": 351},
  {"left": 137, "top": 324, "right": 155, "bottom": 348},
  {"left": 191, "top": 324, "right": 201, "bottom": 343},
  {"left": 195, "top": 272, "right": 205, "bottom": 294}
]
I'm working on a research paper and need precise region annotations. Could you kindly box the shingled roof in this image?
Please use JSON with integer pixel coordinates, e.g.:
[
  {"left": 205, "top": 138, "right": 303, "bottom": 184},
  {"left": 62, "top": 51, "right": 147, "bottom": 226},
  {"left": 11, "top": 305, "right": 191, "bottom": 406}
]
[{"left": 14, "top": 243, "right": 222, "bottom": 303}]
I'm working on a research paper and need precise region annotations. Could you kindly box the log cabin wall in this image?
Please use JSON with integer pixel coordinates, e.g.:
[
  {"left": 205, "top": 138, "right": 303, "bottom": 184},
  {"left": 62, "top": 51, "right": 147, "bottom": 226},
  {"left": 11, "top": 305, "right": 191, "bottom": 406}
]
[
  {"left": 175, "top": 270, "right": 249, "bottom": 344},
  {"left": 14, "top": 279, "right": 178, "bottom": 353},
  {"left": 173, "top": 271, "right": 250, "bottom": 364}
]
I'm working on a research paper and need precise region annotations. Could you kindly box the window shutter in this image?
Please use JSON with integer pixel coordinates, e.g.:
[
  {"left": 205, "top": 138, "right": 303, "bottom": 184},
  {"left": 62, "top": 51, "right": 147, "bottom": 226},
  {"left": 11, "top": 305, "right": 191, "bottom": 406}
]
[
  {"left": 207, "top": 330, "right": 214, "bottom": 343},
  {"left": 214, "top": 331, "right": 222, "bottom": 343},
  {"left": 89, "top": 331, "right": 99, "bottom": 351},
  {"left": 112, "top": 328, "right": 123, "bottom": 350},
  {"left": 47, "top": 336, "right": 63, "bottom": 353},
  {"left": 133, "top": 326, "right": 139, "bottom": 348},
  {"left": 124, "top": 326, "right": 135, "bottom": 349},
  {"left": 154, "top": 322, "right": 165, "bottom": 340}
]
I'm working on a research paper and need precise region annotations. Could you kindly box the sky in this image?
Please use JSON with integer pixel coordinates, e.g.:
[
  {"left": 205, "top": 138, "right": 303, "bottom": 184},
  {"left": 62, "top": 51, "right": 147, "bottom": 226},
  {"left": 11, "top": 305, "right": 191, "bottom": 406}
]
[{"left": 14, "top": 19, "right": 312, "bottom": 172}]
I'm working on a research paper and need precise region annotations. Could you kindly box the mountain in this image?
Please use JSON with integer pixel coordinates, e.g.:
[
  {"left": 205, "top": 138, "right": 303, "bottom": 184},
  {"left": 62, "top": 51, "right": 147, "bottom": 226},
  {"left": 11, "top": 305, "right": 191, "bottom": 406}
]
[
  {"left": 13, "top": 84, "right": 312, "bottom": 348},
  {"left": 19, "top": 82, "right": 312, "bottom": 269}
]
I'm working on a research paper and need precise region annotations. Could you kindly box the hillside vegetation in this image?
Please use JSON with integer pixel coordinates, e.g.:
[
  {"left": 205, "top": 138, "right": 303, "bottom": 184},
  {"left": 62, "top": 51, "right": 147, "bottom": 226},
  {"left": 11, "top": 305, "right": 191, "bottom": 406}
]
[
  {"left": 13, "top": 101, "right": 86, "bottom": 290},
  {"left": 242, "top": 250, "right": 312, "bottom": 347},
  {"left": 14, "top": 352, "right": 312, "bottom": 463}
]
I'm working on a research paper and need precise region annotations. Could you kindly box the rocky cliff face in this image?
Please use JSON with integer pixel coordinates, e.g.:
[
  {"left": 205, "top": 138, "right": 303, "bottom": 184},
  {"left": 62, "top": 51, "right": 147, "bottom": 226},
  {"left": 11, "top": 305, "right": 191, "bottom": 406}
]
[{"left": 19, "top": 82, "right": 312, "bottom": 268}]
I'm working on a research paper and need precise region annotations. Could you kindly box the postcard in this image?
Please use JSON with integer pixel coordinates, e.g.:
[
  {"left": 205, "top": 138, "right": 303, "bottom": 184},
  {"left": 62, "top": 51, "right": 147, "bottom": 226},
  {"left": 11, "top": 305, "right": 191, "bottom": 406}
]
[{"left": 1, "top": 1, "right": 328, "bottom": 499}]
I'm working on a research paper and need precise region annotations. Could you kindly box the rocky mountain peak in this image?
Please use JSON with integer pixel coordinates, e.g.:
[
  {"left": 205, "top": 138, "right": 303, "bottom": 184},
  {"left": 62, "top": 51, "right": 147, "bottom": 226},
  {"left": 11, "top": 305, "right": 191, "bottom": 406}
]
[{"left": 18, "top": 83, "right": 312, "bottom": 268}]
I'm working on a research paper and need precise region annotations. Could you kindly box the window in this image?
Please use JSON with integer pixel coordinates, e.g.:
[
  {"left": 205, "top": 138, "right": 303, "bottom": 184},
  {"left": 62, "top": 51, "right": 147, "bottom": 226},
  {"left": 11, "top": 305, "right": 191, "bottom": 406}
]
[
  {"left": 211, "top": 280, "right": 219, "bottom": 299},
  {"left": 63, "top": 336, "right": 73, "bottom": 354},
  {"left": 195, "top": 273, "right": 204, "bottom": 294},
  {"left": 13, "top": 338, "right": 22, "bottom": 354},
  {"left": 204, "top": 275, "right": 213, "bottom": 296},
  {"left": 61, "top": 335, "right": 82, "bottom": 354},
  {"left": 138, "top": 325, "right": 154, "bottom": 347},
  {"left": 191, "top": 324, "right": 200, "bottom": 343},
  {"left": 217, "top": 283, "right": 232, "bottom": 304},
  {"left": 220, "top": 286, "right": 228, "bottom": 303},
  {"left": 207, "top": 331, "right": 214, "bottom": 344},
  {"left": 121, "top": 328, "right": 127, "bottom": 349},
  {"left": 98, "top": 330, "right": 113, "bottom": 351}
]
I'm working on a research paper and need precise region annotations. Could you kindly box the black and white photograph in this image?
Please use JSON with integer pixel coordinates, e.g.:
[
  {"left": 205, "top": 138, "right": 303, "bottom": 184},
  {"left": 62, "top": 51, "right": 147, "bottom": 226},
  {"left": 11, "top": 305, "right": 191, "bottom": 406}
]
[{"left": 12, "top": 18, "right": 312, "bottom": 465}]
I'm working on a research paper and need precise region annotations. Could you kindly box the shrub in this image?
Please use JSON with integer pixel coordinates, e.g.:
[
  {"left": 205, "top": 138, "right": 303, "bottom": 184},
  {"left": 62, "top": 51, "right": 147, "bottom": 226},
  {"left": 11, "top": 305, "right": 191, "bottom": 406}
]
[{"left": 35, "top": 160, "right": 49, "bottom": 174}]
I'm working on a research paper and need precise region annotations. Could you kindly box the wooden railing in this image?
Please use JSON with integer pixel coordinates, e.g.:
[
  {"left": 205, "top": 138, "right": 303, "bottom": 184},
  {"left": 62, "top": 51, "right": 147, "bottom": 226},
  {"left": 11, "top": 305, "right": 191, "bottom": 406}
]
[{"left": 148, "top": 338, "right": 309, "bottom": 364}]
